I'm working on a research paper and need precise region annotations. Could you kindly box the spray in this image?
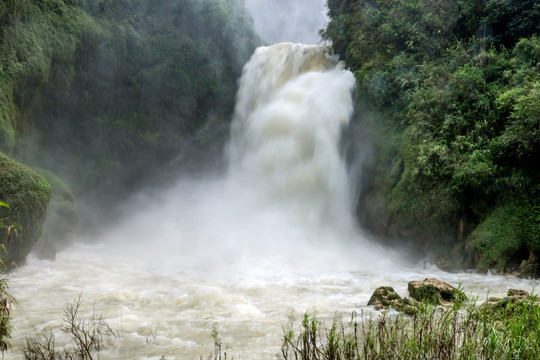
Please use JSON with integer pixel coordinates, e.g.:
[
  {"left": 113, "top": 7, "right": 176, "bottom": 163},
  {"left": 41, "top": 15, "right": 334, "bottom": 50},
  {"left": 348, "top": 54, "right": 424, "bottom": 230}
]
[
  {"left": 228, "top": 42, "right": 357, "bottom": 236},
  {"left": 97, "top": 42, "right": 387, "bottom": 273},
  {"left": 11, "top": 42, "right": 538, "bottom": 360}
]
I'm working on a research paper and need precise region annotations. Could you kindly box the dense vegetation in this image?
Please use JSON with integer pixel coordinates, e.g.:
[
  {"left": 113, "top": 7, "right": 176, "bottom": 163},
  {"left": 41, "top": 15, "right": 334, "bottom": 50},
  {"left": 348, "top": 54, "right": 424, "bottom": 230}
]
[
  {"left": 324, "top": 0, "right": 540, "bottom": 274},
  {"left": 1, "top": 0, "right": 260, "bottom": 218},
  {"left": 2, "top": 0, "right": 536, "bottom": 273}
]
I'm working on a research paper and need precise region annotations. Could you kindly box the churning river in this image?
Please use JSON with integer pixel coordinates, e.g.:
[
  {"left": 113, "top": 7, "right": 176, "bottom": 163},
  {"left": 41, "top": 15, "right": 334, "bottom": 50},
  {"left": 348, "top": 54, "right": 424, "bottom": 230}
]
[{"left": 7, "top": 43, "right": 539, "bottom": 359}]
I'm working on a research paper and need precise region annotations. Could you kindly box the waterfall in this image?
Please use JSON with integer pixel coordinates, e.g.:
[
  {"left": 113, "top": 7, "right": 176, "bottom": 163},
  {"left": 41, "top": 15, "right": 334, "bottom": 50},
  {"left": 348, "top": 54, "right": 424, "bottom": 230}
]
[
  {"left": 227, "top": 42, "right": 357, "bottom": 234},
  {"left": 9, "top": 43, "right": 539, "bottom": 360}
]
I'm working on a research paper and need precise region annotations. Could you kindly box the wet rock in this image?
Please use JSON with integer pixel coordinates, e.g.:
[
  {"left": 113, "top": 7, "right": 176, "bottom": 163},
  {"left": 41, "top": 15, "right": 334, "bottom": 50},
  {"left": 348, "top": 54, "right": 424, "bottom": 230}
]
[
  {"left": 367, "top": 286, "right": 418, "bottom": 315},
  {"left": 408, "top": 278, "right": 466, "bottom": 306},
  {"left": 431, "top": 256, "right": 452, "bottom": 272},
  {"left": 507, "top": 289, "right": 529, "bottom": 299},
  {"left": 518, "top": 250, "right": 539, "bottom": 278},
  {"left": 429, "top": 242, "right": 475, "bottom": 273},
  {"left": 484, "top": 296, "right": 502, "bottom": 307},
  {"left": 368, "top": 286, "right": 401, "bottom": 309},
  {"left": 481, "top": 288, "right": 540, "bottom": 316},
  {"left": 504, "top": 288, "right": 539, "bottom": 306}
]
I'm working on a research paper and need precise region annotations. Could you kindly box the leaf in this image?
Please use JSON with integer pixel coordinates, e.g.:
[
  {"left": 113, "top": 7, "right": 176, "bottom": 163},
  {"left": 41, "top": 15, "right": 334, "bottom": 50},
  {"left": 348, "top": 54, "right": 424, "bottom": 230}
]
[
  {"left": 4, "top": 225, "right": 20, "bottom": 243},
  {"left": 0, "top": 202, "right": 9, "bottom": 209},
  {"left": 6, "top": 226, "right": 13, "bottom": 243}
]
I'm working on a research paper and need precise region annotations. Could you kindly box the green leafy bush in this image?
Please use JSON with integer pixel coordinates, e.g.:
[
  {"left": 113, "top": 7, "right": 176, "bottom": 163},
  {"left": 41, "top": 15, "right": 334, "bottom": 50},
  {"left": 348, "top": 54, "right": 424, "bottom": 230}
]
[
  {"left": 324, "top": 0, "right": 540, "bottom": 269},
  {"left": 470, "top": 198, "right": 540, "bottom": 270}
]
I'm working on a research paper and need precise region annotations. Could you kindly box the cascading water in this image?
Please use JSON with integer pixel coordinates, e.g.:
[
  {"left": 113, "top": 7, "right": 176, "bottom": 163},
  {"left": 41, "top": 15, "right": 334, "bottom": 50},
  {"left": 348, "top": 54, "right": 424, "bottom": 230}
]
[
  {"left": 7, "top": 43, "right": 539, "bottom": 360},
  {"left": 229, "top": 43, "right": 353, "bottom": 224},
  {"left": 227, "top": 43, "right": 363, "bottom": 247}
]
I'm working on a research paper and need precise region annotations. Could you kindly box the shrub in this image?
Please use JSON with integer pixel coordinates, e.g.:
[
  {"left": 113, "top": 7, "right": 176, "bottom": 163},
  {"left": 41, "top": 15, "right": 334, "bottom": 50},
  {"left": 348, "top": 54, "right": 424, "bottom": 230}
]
[{"left": 22, "top": 294, "right": 115, "bottom": 360}]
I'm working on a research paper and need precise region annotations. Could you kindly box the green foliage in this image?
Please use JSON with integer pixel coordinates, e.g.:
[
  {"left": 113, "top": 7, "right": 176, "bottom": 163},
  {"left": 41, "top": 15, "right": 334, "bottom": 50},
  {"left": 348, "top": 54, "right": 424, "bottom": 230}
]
[
  {"left": 1, "top": 0, "right": 260, "bottom": 210},
  {"left": 493, "top": 80, "right": 540, "bottom": 168},
  {"left": 0, "top": 201, "right": 18, "bottom": 354},
  {"left": 0, "top": 152, "right": 51, "bottom": 266},
  {"left": 325, "top": 0, "right": 540, "bottom": 268},
  {"left": 0, "top": 202, "right": 13, "bottom": 353},
  {"left": 469, "top": 198, "right": 540, "bottom": 270},
  {"left": 324, "top": 0, "right": 459, "bottom": 69},
  {"left": 484, "top": 0, "right": 540, "bottom": 48},
  {"left": 0, "top": 81, "right": 16, "bottom": 152},
  {"left": 0, "top": 277, "right": 15, "bottom": 354},
  {"left": 0, "top": 0, "right": 260, "bottom": 261},
  {"left": 0, "top": 0, "right": 86, "bottom": 152},
  {"left": 0, "top": 201, "right": 20, "bottom": 256}
]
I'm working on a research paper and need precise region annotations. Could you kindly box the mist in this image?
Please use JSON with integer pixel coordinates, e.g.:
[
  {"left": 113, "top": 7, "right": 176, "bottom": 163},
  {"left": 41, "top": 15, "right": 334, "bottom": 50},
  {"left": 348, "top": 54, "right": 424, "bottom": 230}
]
[
  {"left": 9, "top": 2, "right": 540, "bottom": 358},
  {"left": 90, "top": 41, "right": 398, "bottom": 276},
  {"left": 65, "top": 1, "right": 393, "bottom": 273},
  {"left": 244, "top": 0, "right": 328, "bottom": 44}
]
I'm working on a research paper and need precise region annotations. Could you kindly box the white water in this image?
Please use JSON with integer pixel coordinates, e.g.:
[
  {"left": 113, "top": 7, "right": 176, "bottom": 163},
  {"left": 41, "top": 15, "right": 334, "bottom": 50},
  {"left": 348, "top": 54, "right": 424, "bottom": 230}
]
[
  {"left": 7, "top": 43, "right": 539, "bottom": 359},
  {"left": 243, "top": 0, "right": 328, "bottom": 45}
]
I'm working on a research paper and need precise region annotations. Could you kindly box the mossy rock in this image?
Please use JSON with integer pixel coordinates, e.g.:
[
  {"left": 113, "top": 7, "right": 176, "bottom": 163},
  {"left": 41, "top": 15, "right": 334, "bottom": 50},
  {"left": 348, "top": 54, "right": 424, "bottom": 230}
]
[
  {"left": 408, "top": 278, "right": 467, "bottom": 306},
  {"left": 368, "top": 286, "right": 402, "bottom": 307},
  {"left": 368, "top": 286, "right": 419, "bottom": 315},
  {"left": 0, "top": 152, "right": 51, "bottom": 267},
  {"left": 480, "top": 289, "right": 540, "bottom": 321}
]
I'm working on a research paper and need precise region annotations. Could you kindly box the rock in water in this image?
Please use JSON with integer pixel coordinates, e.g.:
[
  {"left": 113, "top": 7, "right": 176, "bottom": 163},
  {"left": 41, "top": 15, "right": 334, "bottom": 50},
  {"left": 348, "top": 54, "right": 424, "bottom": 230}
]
[
  {"left": 482, "top": 288, "right": 539, "bottom": 316},
  {"left": 368, "top": 286, "right": 402, "bottom": 309},
  {"left": 368, "top": 286, "right": 418, "bottom": 315},
  {"left": 507, "top": 289, "right": 529, "bottom": 299},
  {"left": 408, "top": 278, "right": 466, "bottom": 306}
]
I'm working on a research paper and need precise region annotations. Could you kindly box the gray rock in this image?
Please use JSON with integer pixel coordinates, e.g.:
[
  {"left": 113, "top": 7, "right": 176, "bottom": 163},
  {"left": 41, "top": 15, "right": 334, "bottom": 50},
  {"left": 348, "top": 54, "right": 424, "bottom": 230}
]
[
  {"left": 368, "top": 286, "right": 418, "bottom": 315},
  {"left": 408, "top": 278, "right": 466, "bottom": 306}
]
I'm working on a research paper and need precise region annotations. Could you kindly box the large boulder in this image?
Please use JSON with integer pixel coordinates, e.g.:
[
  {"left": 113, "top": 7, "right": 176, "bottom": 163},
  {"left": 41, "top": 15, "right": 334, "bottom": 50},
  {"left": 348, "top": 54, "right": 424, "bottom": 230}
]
[
  {"left": 408, "top": 278, "right": 466, "bottom": 306},
  {"left": 0, "top": 153, "right": 51, "bottom": 266},
  {"left": 368, "top": 286, "right": 418, "bottom": 315}
]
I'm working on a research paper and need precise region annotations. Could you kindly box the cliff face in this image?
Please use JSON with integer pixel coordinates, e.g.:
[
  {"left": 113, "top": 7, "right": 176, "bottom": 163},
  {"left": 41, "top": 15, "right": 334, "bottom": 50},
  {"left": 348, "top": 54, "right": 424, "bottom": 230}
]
[
  {"left": 0, "top": 0, "right": 261, "bottom": 262},
  {"left": 324, "top": 0, "right": 540, "bottom": 275}
]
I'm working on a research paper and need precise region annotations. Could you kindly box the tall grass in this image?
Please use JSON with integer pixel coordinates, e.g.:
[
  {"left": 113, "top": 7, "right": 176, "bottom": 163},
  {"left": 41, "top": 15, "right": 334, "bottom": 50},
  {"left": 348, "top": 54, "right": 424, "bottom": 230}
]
[{"left": 281, "top": 296, "right": 540, "bottom": 360}]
